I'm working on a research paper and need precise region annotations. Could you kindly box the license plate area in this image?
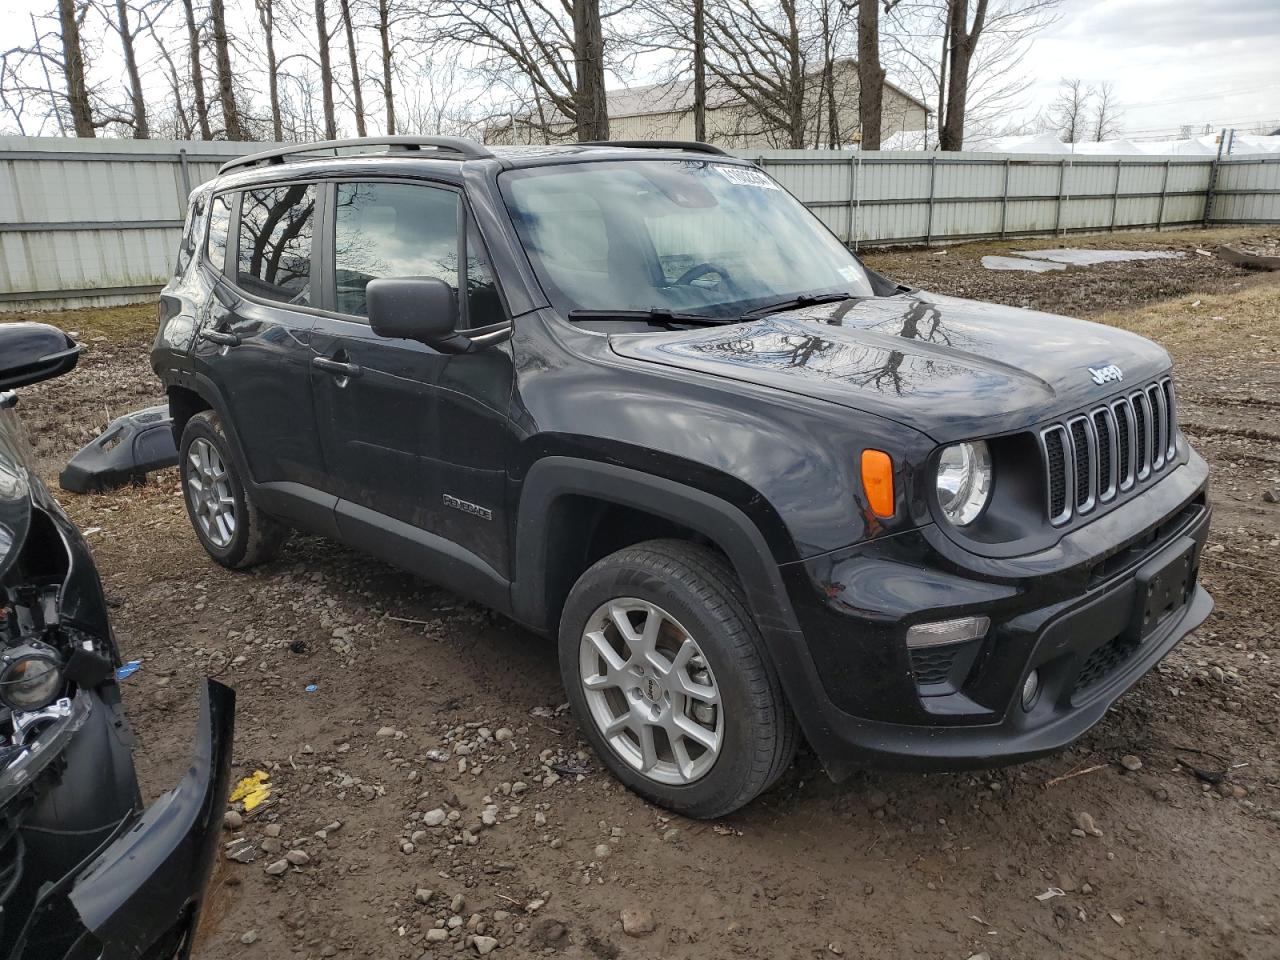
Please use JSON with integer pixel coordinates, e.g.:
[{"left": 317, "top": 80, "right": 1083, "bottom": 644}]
[{"left": 1134, "top": 537, "right": 1196, "bottom": 640}]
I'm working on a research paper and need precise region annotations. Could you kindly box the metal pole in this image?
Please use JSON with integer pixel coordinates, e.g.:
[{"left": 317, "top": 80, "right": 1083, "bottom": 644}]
[
  {"left": 924, "top": 155, "right": 937, "bottom": 247},
  {"left": 1156, "top": 159, "right": 1170, "bottom": 230},
  {"left": 178, "top": 148, "right": 192, "bottom": 214},
  {"left": 1110, "top": 160, "right": 1122, "bottom": 231},
  {"left": 1203, "top": 129, "right": 1228, "bottom": 226},
  {"left": 847, "top": 154, "right": 858, "bottom": 247},
  {"left": 999, "top": 157, "right": 1010, "bottom": 239},
  {"left": 1054, "top": 158, "right": 1067, "bottom": 237}
]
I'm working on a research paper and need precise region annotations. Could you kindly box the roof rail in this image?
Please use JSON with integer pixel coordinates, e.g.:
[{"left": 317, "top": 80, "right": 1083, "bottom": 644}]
[
  {"left": 577, "top": 140, "right": 730, "bottom": 157},
  {"left": 218, "top": 136, "right": 494, "bottom": 175}
]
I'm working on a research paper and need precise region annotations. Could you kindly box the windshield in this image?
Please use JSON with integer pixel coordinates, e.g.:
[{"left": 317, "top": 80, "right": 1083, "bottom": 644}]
[{"left": 500, "top": 159, "right": 875, "bottom": 320}]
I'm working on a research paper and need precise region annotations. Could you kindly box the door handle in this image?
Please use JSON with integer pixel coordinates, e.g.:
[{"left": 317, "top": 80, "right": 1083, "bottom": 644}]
[
  {"left": 198, "top": 329, "right": 241, "bottom": 347},
  {"left": 314, "top": 357, "right": 363, "bottom": 379}
]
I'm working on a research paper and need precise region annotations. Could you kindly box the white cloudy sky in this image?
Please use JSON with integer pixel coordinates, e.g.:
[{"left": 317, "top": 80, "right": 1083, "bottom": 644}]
[
  {"left": 1020, "top": 0, "right": 1280, "bottom": 137},
  {"left": 5, "top": 0, "right": 1278, "bottom": 141}
]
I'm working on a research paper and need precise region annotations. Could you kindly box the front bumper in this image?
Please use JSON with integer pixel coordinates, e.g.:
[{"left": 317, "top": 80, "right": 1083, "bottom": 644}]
[
  {"left": 12, "top": 680, "right": 235, "bottom": 960},
  {"left": 778, "top": 457, "right": 1212, "bottom": 780}
]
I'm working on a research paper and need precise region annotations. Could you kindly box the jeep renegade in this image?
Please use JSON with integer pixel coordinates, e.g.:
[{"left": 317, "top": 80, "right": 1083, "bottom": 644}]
[{"left": 152, "top": 137, "right": 1212, "bottom": 817}]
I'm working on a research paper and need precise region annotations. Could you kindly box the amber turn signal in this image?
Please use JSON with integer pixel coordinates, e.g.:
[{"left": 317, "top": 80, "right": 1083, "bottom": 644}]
[{"left": 861, "top": 449, "right": 895, "bottom": 518}]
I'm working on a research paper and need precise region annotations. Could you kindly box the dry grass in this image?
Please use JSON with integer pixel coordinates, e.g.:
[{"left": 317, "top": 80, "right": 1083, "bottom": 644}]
[
  {"left": 1092, "top": 272, "right": 1280, "bottom": 348},
  {"left": 1, "top": 302, "right": 156, "bottom": 345}
]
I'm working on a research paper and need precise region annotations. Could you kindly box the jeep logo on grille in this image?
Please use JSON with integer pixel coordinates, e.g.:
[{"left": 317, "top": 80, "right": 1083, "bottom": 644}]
[{"left": 1088, "top": 363, "right": 1124, "bottom": 386}]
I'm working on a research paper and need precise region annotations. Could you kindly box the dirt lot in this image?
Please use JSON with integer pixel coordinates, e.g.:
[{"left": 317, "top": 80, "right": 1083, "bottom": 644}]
[{"left": 6, "top": 226, "right": 1280, "bottom": 960}]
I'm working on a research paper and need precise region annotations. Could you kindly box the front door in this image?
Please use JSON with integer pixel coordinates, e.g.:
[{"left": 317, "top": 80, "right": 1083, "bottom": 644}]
[
  {"left": 193, "top": 184, "right": 325, "bottom": 487},
  {"left": 308, "top": 179, "right": 515, "bottom": 578}
]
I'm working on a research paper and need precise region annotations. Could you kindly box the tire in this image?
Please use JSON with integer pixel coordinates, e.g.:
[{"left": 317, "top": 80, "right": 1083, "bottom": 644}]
[
  {"left": 559, "top": 539, "right": 798, "bottom": 818},
  {"left": 179, "top": 410, "right": 287, "bottom": 569}
]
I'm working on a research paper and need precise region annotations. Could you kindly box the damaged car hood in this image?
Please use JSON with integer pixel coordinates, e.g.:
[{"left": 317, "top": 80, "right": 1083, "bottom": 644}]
[
  {"left": 607, "top": 292, "right": 1172, "bottom": 442},
  {"left": 0, "top": 406, "right": 33, "bottom": 579}
]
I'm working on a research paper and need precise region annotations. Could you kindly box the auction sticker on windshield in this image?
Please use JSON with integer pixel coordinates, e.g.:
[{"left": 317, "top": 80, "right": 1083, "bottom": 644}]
[{"left": 715, "top": 165, "right": 781, "bottom": 189}]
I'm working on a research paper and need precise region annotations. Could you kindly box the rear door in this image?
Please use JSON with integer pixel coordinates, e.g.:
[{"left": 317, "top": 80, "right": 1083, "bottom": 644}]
[{"left": 192, "top": 182, "right": 331, "bottom": 523}]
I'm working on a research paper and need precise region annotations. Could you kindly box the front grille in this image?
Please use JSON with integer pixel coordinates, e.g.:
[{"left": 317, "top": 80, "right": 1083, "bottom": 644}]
[
  {"left": 1039, "top": 377, "right": 1177, "bottom": 526},
  {"left": 911, "top": 647, "right": 958, "bottom": 686}
]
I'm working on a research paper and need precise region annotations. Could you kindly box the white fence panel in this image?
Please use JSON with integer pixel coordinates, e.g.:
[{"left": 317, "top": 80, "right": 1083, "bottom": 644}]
[{"left": 0, "top": 137, "right": 1276, "bottom": 310}]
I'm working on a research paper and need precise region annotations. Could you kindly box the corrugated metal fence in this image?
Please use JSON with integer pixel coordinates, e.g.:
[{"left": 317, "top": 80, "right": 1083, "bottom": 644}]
[
  {"left": 0, "top": 137, "right": 282, "bottom": 311},
  {"left": 2, "top": 136, "right": 1277, "bottom": 311},
  {"left": 751, "top": 148, "right": 1280, "bottom": 247}
]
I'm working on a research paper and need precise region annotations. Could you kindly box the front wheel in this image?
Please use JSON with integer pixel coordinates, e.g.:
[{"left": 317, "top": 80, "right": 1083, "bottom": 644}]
[{"left": 558, "top": 540, "right": 797, "bottom": 818}]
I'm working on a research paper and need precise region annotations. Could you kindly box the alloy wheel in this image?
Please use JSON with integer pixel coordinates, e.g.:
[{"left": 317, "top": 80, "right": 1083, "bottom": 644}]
[
  {"left": 185, "top": 437, "right": 236, "bottom": 548},
  {"left": 578, "top": 598, "right": 723, "bottom": 785}
]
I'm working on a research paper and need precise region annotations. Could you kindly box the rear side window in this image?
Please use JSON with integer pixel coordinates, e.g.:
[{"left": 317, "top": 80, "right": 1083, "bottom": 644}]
[
  {"left": 174, "top": 198, "right": 203, "bottom": 275},
  {"left": 333, "top": 182, "right": 459, "bottom": 319},
  {"left": 206, "top": 192, "right": 233, "bottom": 271},
  {"left": 236, "top": 184, "right": 316, "bottom": 305}
]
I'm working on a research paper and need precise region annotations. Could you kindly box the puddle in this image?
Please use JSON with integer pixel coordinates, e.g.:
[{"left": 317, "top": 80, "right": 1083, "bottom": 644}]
[
  {"left": 983, "top": 248, "right": 1186, "bottom": 271},
  {"left": 981, "top": 255, "right": 1066, "bottom": 273}
]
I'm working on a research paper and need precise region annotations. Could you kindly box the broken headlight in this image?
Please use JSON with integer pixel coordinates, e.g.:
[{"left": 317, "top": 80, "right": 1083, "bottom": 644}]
[{"left": 0, "top": 643, "right": 64, "bottom": 712}]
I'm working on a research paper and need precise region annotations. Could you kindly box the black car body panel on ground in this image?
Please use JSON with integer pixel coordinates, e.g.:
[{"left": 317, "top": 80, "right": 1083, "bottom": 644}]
[
  {"left": 150, "top": 138, "right": 1210, "bottom": 815},
  {"left": 0, "top": 323, "right": 234, "bottom": 959}
]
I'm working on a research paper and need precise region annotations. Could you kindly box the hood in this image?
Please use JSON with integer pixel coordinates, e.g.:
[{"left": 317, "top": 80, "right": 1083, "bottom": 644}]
[
  {"left": 607, "top": 292, "right": 1172, "bottom": 442},
  {"left": 0, "top": 407, "right": 34, "bottom": 580}
]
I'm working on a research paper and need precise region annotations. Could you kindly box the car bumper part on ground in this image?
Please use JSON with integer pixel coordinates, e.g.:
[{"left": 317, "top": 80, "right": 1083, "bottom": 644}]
[
  {"left": 12, "top": 680, "right": 235, "bottom": 960},
  {"left": 781, "top": 458, "right": 1213, "bottom": 779}
]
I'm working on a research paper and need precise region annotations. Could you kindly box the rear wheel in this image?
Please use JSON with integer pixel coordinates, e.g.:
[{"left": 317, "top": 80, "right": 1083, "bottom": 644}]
[
  {"left": 179, "top": 410, "right": 286, "bottom": 569},
  {"left": 559, "top": 540, "right": 797, "bottom": 818}
]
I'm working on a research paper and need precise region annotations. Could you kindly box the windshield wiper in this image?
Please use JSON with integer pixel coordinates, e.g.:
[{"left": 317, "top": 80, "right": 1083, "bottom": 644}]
[
  {"left": 567, "top": 308, "right": 738, "bottom": 326},
  {"left": 739, "top": 292, "right": 855, "bottom": 319}
]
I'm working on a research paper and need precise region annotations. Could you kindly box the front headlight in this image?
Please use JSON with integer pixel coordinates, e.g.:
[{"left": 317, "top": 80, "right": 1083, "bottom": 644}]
[
  {"left": 935, "top": 441, "right": 992, "bottom": 526},
  {"left": 0, "top": 646, "right": 65, "bottom": 712}
]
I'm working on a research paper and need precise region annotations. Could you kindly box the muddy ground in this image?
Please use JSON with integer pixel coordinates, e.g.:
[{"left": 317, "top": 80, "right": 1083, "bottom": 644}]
[{"left": 6, "top": 225, "right": 1280, "bottom": 960}]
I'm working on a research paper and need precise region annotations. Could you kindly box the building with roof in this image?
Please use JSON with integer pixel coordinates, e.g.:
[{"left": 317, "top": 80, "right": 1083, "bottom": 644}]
[{"left": 485, "top": 59, "right": 928, "bottom": 149}]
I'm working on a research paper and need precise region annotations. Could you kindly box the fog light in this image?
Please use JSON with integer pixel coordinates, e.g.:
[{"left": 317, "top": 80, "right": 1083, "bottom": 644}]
[
  {"left": 905, "top": 616, "right": 990, "bottom": 649},
  {"left": 1021, "top": 669, "right": 1041, "bottom": 711}
]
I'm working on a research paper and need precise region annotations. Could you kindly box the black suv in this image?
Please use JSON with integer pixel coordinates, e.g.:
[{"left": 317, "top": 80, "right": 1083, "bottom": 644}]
[{"left": 152, "top": 137, "right": 1212, "bottom": 817}]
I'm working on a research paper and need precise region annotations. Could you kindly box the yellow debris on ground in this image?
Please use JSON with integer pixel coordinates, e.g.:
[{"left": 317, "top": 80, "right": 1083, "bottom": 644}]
[{"left": 229, "top": 770, "right": 272, "bottom": 811}]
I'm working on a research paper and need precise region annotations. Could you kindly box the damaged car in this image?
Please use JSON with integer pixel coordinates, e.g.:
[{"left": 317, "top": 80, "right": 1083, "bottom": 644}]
[{"left": 0, "top": 321, "right": 234, "bottom": 960}]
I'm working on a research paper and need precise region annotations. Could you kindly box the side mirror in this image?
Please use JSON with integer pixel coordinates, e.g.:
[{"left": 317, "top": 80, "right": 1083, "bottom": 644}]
[
  {"left": 367, "top": 277, "right": 469, "bottom": 353},
  {"left": 0, "top": 323, "right": 81, "bottom": 390}
]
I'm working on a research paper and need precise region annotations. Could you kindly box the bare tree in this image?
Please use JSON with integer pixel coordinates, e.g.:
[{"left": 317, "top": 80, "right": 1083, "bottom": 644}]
[
  {"left": 702, "top": 0, "right": 810, "bottom": 149},
  {"left": 210, "top": 0, "right": 244, "bottom": 137},
  {"left": 180, "top": 0, "right": 211, "bottom": 137},
  {"left": 338, "top": 0, "right": 367, "bottom": 135},
  {"left": 856, "top": 0, "right": 886, "bottom": 149},
  {"left": 1090, "top": 80, "right": 1121, "bottom": 141},
  {"left": 254, "top": 0, "right": 283, "bottom": 140},
  {"left": 427, "top": 0, "right": 622, "bottom": 142},
  {"left": 376, "top": 0, "right": 396, "bottom": 133},
  {"left": 58, "top": 0, "right": 96, "bottom": 135},
  {"left": 314, "top": 0, "right": 337, "bottom": 138},
  {"left": 938, "top": 0, "right": 988, "bottom": 149},
  {"left": 1048, "top": 76, "right": 1088, "bottom": 142},
  {"left": 692, "top": 0, "right": 706, "bottom": 140},
  {"left": 884, "top": 0, "right": 1060, "bottom": 149},
  {"left": 95, "top": 0, "right": 151, "bottom": 136},
  {"left": 572, "top": 0, "right": 609, "bottom": 139}
]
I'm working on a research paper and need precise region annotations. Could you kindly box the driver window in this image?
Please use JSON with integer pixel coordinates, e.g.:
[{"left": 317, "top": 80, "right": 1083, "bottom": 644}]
[
  {"left": 236, "top": 184, "right": 316, "bottom": 305},
  {"left": 333, "top": 182, "right": 460, "bottom": 320}
]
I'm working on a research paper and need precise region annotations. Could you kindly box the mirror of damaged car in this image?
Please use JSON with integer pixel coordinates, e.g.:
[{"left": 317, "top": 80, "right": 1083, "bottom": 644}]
[{"left": 0, "top": 322, "right": 82, "bottom": 391}]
